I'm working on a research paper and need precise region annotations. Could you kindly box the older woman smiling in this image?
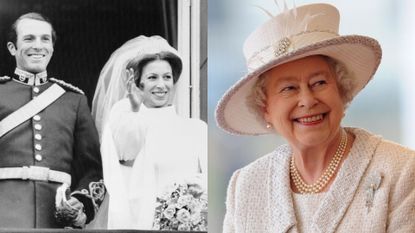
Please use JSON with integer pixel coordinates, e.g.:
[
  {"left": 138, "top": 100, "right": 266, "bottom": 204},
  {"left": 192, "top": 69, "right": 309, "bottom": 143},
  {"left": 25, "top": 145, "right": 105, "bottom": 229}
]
[
  {"left": 216, "top": 3, "right": 415, "bottom": 233},
  {"left": 260, "top": 55, "right": 351, "bottom": 194}
]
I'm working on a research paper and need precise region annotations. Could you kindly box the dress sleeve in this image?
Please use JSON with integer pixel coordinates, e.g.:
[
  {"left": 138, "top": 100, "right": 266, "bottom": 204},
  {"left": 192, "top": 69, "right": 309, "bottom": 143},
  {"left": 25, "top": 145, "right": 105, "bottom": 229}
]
[
  {"left": 108, "top": 99, "right": 146, "bottom": 161},
  {"left": 387, "top": 151, "right": 415, "bottom": 232},
  {"left": 223, "top": 169, "right": 241, "bottom": 233},
  {"left": 70, "top": 95, "right": 106, "bottom": 224}
]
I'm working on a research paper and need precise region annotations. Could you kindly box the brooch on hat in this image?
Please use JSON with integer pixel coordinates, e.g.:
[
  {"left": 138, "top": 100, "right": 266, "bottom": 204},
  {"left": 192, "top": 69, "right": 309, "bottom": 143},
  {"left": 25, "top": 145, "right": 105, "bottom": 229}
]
[
  {"left": 274, "top": 37, "right": 291, "bottom": 56},
  {"left": 365, "top": 172, "right": 383, "bottom": 213},
  {"left": 254, "top": 1, "right": 323, "bottom": 58}
]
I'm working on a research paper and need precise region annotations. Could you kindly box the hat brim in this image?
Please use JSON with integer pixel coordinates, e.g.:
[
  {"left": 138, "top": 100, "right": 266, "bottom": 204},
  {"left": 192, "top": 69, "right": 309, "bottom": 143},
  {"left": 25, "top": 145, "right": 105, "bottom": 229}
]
[{"left": 216, "top": 35, "right": 382, "bottom": 135}]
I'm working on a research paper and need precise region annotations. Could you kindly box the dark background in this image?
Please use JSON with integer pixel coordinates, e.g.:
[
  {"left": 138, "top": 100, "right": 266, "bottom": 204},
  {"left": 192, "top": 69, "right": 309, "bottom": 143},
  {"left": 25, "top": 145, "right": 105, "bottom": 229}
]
[{"left": 0, "top": 0, "right": 177, "bottom": 105}]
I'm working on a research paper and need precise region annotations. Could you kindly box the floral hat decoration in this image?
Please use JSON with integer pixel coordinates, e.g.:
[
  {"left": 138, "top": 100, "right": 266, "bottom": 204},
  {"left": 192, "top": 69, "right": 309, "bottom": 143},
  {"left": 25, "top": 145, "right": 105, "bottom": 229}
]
[{"left": 215, "top": 2, "right": 382, "bottom": 135}]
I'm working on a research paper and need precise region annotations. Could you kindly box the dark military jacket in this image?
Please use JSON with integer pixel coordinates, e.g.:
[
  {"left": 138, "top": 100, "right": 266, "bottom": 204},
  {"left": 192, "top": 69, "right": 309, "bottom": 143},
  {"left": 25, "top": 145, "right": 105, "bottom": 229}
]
[{"left": 0, "top": 70, "right": 105, "bottom": 228}]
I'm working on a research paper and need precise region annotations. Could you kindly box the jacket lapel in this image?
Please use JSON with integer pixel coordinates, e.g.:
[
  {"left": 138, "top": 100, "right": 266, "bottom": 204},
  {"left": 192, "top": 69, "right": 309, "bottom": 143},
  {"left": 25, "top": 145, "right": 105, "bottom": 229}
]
[
  {"left": 312, "top": 128, "right": 382, "bottom": 233},
  {"left": 269, "top": 145, "right": 298, "bottom": 233}
]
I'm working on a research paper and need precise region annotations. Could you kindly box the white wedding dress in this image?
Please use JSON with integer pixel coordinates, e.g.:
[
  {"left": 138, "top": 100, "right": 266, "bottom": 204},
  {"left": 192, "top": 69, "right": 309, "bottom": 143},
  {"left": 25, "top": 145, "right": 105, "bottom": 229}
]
[{"left": 100, "top": 98, "right": 207, "bottom": 229}]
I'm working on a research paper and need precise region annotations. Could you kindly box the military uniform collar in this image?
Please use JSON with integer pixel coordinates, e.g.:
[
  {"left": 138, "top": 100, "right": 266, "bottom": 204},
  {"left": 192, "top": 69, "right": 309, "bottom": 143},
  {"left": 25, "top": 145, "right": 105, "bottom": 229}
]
[{"left": 13, "top": 68, "right": 48, "bottom": 86}]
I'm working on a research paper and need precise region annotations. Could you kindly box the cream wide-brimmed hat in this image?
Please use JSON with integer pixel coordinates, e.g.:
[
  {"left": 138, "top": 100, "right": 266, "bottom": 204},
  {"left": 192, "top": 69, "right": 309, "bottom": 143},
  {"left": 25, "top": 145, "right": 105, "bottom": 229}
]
[{"left": 215, "top": 3, "right": 382, "bottom": 135}]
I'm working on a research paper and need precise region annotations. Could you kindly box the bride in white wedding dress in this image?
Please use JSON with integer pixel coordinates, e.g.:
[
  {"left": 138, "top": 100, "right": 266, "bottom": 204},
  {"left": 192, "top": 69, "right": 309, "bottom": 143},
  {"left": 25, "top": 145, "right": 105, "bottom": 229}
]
[{"left": 92, "top": 36, "right": 207, "bottom": 229}]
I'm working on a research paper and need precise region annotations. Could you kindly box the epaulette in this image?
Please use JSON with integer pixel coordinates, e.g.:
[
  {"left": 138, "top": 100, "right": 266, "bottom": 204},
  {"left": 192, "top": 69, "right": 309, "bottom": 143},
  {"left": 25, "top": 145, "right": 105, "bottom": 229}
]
[
  {"left": 0, "top": 75, "right": 11, "bottom": 83},
  {"left": 49, "top": 78, "right": 85, "bottom": 95}
]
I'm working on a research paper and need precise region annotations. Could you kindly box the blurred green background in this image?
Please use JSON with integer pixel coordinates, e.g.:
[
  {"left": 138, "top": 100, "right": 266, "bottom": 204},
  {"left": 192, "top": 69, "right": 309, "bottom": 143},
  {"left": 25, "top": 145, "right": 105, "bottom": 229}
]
[{"left": 208, "top": 0, "right": 415, "bottom": 232}]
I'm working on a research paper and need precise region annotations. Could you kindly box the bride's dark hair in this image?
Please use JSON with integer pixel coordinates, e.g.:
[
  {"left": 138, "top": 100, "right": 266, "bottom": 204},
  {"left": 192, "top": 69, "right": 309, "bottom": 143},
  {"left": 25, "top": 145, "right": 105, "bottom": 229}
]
[{"left": 126, "top": 51, "right": 183, "bottom": 87}]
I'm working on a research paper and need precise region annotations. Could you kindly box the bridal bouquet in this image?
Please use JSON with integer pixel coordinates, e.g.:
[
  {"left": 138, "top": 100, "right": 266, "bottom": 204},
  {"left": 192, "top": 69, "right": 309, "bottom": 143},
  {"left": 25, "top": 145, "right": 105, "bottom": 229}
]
[{"left": 153, "top": 180, "right": 208, "bottom": 231}]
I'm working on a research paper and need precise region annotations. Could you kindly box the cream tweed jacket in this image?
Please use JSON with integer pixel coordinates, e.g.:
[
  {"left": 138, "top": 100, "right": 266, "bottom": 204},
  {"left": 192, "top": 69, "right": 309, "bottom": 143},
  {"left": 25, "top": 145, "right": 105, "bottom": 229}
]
[{"left": 223, "top": 128, "right": 415, "bottom": 233}]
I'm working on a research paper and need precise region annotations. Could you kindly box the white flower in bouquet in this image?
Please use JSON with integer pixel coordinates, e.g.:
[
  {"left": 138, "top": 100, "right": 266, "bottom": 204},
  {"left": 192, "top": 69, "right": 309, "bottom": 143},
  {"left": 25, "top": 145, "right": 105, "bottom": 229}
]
[
  {"left": 177, "top": 194, "right": 193, "bottom": 208},
  {"left": 191, "top": 212, "right": 202, "bottom": 225},
  {"left": 178, "top": 223, "right": 192, "bottom": 231},
  {"left": 163, "top": 205, "right": 176, "bottom": 220},
  {"left": 176, "top": 209, "right": 191, "bottom": 223}
]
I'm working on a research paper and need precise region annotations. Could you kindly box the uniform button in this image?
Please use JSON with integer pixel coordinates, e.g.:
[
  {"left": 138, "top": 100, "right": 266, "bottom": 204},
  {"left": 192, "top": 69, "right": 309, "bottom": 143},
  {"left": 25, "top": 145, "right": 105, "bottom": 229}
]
[
  {"left": 33, "top": 115, "right": 41, "bottom": 121},
  {"left": 34, "top": 124, "right": 42, "bottom": 130},
  {"left": 33, "top": 87, "right": 40, "bottom": 93},
  {"left": 35, "top": 154, "right": 43, "bottom": 161},
  {"left": 35, "top": 134, "right": 42, "bottom": 140},
  {"left": 35, "top": 144, "right": 42, "bottom": 151}
]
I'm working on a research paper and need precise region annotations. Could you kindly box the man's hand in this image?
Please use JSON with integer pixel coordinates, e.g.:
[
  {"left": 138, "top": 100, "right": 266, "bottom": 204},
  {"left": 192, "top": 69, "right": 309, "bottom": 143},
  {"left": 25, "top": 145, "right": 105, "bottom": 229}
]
[{"left": 55, "top": 184, "right": 87, "bottom": 228}]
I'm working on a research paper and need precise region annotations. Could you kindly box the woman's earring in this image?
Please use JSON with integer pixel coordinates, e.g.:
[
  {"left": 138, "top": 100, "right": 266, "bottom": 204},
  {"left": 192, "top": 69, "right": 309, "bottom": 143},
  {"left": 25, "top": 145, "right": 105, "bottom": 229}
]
[{"left": 266, "top": 123, "right": 272, "bottom": 129}]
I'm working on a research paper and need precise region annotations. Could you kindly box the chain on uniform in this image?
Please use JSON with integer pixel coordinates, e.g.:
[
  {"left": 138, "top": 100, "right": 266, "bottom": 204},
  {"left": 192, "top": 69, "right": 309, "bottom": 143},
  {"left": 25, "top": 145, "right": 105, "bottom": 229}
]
[{"left": 49, "top": 78, "right": 84, "bottom": 95}]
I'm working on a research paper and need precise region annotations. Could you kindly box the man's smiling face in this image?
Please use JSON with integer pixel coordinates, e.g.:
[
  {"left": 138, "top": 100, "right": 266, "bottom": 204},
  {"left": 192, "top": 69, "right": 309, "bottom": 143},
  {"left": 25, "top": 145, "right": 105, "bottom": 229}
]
[{"left": 8, "top": 18, "right": 54, "bottom": 73}]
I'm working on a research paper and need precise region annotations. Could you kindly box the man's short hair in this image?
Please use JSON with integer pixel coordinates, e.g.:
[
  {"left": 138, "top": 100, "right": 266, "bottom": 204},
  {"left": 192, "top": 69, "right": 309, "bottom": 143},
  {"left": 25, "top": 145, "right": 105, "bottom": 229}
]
[{"left": 7, "top": 12, "right": 57, "bottom": 45}]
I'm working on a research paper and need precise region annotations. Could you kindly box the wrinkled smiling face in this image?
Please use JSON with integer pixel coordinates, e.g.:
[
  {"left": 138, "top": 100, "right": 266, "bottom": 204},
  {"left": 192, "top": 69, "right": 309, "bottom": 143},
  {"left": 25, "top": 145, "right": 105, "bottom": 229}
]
[
  {"left": 8, "top": 18, "right": 54, "bottom": 73},
  {"left": 263, "top": 55, "right": 345, "bottom": 150},
  {"left": 140, "top": 59, "right": 175, "bottom": 108}
]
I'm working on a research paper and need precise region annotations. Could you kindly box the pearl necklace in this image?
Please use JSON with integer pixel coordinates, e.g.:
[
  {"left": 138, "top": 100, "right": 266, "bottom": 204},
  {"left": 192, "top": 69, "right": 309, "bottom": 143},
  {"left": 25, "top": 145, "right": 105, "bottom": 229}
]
[{"left": 290, "top": 129, "right": 348, "bottom": 194}]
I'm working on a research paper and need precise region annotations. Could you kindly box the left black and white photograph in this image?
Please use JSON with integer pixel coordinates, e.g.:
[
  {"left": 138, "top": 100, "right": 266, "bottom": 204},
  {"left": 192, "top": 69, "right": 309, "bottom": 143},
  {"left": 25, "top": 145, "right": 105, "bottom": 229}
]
[{"left": 0, "top": 0, "right": 207, "bottom": 231}]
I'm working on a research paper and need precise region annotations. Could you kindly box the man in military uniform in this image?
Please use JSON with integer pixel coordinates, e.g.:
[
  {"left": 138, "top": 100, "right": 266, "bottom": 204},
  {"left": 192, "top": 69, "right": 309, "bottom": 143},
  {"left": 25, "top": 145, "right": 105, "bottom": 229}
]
[{"left": 0, "top": 12, "right": 105, "bottom": 228}]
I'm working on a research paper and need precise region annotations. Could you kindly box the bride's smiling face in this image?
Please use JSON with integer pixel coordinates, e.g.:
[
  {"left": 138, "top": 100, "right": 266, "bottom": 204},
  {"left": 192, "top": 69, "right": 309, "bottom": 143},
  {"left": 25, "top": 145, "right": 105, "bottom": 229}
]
[{"left": 140, "top": 59, "right": 175, "bottom": 108}]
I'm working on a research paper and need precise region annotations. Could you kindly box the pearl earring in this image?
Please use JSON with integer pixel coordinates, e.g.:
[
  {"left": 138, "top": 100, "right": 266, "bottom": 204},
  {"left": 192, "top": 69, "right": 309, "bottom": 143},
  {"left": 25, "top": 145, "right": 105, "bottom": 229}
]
[{"left": 266, "top": 123, "right": 272, "bottom": 129}]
